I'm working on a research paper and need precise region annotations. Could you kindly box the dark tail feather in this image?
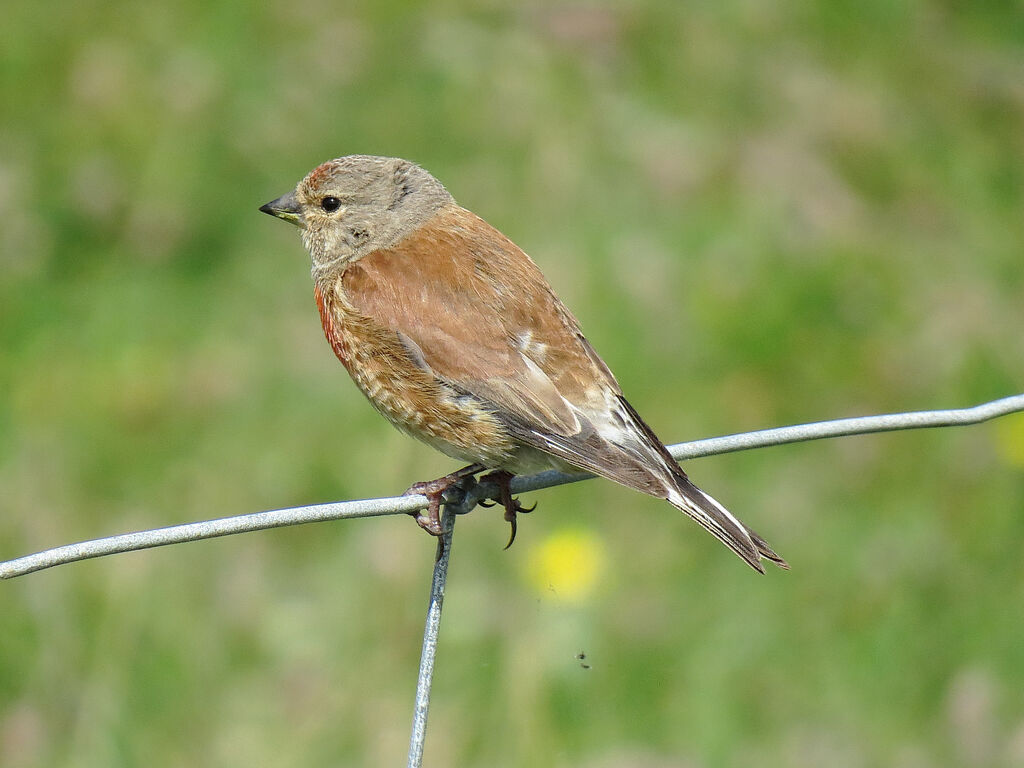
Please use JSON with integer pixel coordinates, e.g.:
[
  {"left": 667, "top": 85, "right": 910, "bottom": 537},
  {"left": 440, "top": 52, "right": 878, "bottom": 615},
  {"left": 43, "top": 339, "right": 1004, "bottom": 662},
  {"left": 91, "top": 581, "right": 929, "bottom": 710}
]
[
  {"left": 666, "top": 475, "right": 788, "bottom": 573},
  {"left": 746, "top": 527, "right": 789, "bottom": 569},
  {"left": 608, "top": 396, "right": 787, "bottom": 571}
]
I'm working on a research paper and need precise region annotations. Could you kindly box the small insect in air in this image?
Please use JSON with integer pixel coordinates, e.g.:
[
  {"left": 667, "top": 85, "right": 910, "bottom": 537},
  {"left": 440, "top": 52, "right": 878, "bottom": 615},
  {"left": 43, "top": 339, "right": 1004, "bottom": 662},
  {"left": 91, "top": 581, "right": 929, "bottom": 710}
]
[{"left": 576, "top": 652, "right": 591, "bottom": 670}]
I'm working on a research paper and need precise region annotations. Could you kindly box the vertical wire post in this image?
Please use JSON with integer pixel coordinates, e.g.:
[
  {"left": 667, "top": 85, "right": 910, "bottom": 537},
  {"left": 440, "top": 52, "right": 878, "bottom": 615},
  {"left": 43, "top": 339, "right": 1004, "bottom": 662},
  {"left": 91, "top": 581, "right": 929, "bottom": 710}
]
[{"left": 407, "top": 506, "right": 458, "bottom": 768}]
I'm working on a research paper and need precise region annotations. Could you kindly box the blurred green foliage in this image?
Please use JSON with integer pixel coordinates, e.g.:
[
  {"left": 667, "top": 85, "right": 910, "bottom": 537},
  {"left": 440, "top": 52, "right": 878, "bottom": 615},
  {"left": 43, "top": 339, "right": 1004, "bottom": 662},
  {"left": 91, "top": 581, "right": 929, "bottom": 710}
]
[{"left": 2, "top": 1, "right": 1023, "bottom": 766}]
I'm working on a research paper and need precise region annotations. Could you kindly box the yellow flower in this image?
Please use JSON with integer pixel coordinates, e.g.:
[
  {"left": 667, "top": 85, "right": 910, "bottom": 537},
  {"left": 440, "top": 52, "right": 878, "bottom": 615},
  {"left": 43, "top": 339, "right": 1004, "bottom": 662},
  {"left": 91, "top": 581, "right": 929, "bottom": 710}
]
[
  {"left": 526, "top": 529, "right": 606, "bottom": 602},
  {"left": 994, "top": 412, "right": 1024, "bottom": 469}
]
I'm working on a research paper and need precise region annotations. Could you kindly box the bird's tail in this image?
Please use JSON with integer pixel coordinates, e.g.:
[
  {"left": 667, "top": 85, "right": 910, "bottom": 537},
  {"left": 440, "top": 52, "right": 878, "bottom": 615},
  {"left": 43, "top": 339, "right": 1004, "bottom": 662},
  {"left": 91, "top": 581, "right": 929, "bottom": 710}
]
[{"left": 666, "top": 476, "right": 788, "bottom": 574}]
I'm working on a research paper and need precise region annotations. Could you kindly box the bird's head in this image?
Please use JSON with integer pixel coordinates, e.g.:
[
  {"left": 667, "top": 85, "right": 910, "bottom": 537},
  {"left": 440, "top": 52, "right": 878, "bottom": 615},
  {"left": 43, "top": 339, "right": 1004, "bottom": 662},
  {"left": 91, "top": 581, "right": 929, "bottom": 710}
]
[{"left": 260, "top": 155, "right": 452, "bottom": 273}]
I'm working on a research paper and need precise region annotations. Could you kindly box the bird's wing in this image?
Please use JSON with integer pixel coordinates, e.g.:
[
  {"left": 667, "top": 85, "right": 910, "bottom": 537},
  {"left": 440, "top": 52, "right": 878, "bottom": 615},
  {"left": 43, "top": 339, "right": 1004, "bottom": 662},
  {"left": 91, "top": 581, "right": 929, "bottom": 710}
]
[
  {"left": 342, "top": 205, "right": 675, "bottom": 491},
  {"left": 350, "top": 208, "right": 715, "bottom": 505},
  {"left": 341, "top": 204, "right": 624, "bottom": 452}
]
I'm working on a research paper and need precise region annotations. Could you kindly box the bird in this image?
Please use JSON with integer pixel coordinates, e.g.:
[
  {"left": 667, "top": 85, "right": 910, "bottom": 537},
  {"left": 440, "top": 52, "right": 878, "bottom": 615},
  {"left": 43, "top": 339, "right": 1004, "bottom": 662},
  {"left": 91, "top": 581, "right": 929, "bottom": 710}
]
[{"left": 260, "top": 155, "right": 787, "bottom": 572}]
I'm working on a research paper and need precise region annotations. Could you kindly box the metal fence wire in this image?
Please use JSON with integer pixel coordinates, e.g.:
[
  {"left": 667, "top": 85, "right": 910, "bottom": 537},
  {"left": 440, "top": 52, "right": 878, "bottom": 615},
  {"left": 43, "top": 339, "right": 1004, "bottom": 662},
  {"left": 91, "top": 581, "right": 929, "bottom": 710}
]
[{"left": 3, "top": 392, "right": 1023, "bottom": 767}]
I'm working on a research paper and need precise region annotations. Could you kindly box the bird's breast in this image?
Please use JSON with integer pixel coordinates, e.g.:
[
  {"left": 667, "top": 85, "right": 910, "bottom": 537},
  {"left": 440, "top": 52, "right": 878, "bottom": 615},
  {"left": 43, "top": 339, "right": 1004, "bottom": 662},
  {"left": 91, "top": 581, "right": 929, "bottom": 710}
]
[
  {"left": 315, "top": 282, "right": 351, "bottom": 365},
  {"left": 314, "top": 277, "right": 518, "bottom": 468}
]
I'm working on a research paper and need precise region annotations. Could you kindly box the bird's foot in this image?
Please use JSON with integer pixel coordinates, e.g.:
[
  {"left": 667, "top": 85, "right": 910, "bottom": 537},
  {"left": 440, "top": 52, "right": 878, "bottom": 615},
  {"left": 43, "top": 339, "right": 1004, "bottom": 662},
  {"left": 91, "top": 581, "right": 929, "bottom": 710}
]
[
  {"left": 404, "top": 463, "right": 484, "bottom": 536},
  {"left": 479, "top": 470, "right": 536, "bottom": 549}
]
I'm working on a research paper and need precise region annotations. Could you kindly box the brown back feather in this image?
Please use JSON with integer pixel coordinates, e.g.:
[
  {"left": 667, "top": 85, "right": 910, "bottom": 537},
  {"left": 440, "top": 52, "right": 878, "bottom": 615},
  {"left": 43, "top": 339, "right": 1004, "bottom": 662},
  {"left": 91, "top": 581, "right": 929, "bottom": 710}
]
[{"left": 343, "top": 205, "right": 616, "bottom": 436}]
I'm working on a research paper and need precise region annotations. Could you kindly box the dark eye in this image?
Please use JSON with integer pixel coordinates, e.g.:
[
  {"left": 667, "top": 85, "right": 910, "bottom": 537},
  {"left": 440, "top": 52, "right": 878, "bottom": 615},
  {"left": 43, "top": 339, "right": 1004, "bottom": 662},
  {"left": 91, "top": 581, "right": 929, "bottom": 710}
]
[{"left": 321, "top": 196, "right": 341, "bottom": 212}]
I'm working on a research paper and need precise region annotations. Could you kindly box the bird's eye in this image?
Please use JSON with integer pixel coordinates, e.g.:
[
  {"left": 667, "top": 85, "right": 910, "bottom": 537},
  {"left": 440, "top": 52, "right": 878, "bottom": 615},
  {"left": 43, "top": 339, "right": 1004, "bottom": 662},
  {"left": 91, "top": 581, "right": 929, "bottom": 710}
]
[{"left": 321, "top": 196, "right": 341, "bottom": 213}]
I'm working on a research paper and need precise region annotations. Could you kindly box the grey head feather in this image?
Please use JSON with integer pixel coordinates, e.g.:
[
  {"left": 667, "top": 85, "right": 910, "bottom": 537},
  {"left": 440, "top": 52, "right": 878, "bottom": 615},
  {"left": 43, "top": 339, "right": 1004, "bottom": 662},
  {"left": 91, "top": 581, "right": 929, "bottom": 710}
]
[{"left": 297, "top": 155, "right": 454, "bottom": 275}]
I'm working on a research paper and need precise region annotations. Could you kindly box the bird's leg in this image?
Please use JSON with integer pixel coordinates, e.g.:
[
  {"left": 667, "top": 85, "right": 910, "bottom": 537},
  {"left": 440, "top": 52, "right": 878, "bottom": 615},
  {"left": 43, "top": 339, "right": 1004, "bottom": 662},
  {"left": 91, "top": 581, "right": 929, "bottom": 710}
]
[
  {"left": 479, "top": 470, "right": 537, "bottom": 549},
  {"left": 404, "top": 463, "right": 485, "bottom": 536}
]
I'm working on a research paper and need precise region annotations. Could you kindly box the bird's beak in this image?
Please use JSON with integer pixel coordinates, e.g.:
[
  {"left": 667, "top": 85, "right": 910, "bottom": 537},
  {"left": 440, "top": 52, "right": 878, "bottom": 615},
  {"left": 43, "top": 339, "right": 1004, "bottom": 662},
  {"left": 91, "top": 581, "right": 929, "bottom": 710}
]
[{"left": 259, "top": 191, "right": 303, "bottom": 227}]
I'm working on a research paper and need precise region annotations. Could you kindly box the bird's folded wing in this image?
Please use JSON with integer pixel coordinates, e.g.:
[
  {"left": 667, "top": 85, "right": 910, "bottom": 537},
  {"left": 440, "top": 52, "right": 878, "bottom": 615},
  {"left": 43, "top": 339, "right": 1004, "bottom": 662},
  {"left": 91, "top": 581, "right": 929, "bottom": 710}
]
[{"left": 342, "top": 204, "right": 673, "bottom": 496}]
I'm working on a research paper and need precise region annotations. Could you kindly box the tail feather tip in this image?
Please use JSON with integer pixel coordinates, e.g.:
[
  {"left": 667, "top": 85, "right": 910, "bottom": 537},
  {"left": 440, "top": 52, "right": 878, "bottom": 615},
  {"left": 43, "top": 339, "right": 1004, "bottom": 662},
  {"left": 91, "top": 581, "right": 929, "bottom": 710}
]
[{"left": 667, "top": 484, "right": 788, "bottom": 573}]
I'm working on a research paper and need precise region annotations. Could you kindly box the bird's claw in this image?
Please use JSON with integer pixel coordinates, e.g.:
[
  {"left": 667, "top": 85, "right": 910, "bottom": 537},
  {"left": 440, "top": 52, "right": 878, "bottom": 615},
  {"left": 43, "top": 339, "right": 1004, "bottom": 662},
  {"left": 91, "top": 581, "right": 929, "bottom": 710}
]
[
  {"left": 404, "top": 465, "right": 536, "bottom": 549},
  {"left": 504, "top": 515, "right": 517, "bottom": 550},
  {"left": 403, "top": 479, "right": 446, "bottom": 536},
  {"left": 404, "top": 463, "right": 484, "bottom": 537},
  {"left": 478, "top": 470, "right": 536, "bottom": 550},
  {"left": 502, "top": 496, "right": 535, "bottom": 549}
]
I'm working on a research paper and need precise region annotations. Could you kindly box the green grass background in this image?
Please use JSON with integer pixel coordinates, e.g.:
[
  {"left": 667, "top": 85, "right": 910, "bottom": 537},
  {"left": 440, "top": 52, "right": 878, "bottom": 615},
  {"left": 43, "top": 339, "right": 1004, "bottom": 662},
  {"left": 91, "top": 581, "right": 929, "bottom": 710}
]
[{"left": 2, "top": 2, "right": 1024, "bottom": 766}]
